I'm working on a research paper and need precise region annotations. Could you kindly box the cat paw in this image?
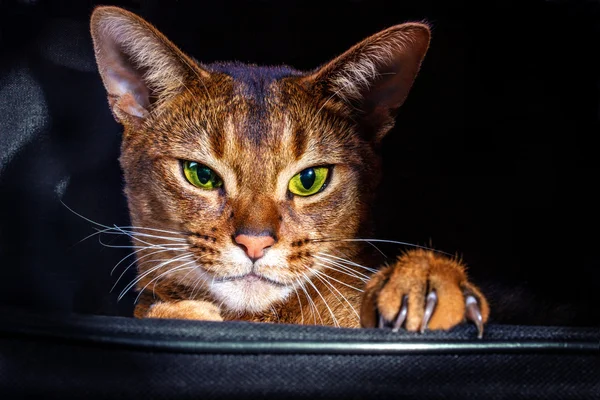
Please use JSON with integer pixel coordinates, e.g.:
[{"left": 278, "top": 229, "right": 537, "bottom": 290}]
[
  {"left": 144, "top": 300, "right": 224, "bottom": 321},
  {"left": 360, "top": 249, "right": 489, "bottom": 338}
]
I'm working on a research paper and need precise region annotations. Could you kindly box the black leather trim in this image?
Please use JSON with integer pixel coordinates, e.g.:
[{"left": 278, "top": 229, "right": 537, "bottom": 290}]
[{"left": 1, "top": 307, "right": 598, "bottom": 355}]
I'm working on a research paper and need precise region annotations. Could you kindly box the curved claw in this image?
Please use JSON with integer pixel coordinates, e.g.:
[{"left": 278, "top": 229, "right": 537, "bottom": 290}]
[
  {"left": 392, "top": 295, "right": 409, "bottom": 332},
  {"left": 378, "top": 313, "right": 385, "bottom": 329},
  {"left": 465, "top": 294, "right": 484, "bottom": 339},
  {"left": 420, "top": 291, "right": 437, "bottom": 333}
]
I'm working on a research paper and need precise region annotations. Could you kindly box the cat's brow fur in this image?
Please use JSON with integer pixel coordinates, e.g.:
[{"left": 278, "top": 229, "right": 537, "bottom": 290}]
[{"left": 91, "top": 7, "right": 489, "bottom": 330}]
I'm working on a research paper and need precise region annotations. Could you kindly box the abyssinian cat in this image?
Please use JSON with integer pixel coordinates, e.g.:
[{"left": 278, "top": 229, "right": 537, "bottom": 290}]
[{"left": 90, "top": 6, "right": 489, "bottom": 336}]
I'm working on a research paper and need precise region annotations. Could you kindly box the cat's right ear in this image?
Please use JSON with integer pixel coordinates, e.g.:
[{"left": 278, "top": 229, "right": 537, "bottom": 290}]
[
  {"left": 90, "top": 6, "right": 207, "bottom": 125},
  {"left": 301, "top": 23, "right": 430, "bottom": 144}
]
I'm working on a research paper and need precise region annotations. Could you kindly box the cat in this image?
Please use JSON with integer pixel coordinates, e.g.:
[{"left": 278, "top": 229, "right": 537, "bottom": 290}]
[{"left": 90, "top": 6, "right": 489, "bottom": 336}]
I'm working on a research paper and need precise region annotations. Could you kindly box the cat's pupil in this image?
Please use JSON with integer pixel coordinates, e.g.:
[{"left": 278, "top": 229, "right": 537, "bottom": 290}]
[
  {"left": 197, "top": 166, "right": 212, "bottom": 184},
  {"left": 300, "top": 168, "right": 316, "bottom": 189}
]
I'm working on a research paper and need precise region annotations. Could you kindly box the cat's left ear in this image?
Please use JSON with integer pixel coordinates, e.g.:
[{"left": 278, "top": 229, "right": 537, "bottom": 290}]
[
  {"left": 302, "top": 23, "right": 430, "bottom": 143},
  {"left": 90, "top": 6, "right": 209, "bottom": 125}
]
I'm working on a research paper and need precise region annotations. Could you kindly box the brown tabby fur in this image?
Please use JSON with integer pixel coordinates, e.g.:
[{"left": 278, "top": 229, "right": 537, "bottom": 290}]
[{"left": 90, "top": 6, "right": 489, "bottom": 331}]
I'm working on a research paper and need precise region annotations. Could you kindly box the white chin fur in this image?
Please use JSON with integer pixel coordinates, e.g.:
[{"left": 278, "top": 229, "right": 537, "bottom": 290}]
[{"left": 210, "top": 279, "right": 292, "bottom": 314}]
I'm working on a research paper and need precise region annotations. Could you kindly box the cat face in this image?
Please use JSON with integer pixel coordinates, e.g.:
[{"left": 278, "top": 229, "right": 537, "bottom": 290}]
[
  {"left": 120, "top": 70, "right": 373, "bottom": 312},
  {"left": 91, "top": 7, "right": 429, "bottom": 314}
]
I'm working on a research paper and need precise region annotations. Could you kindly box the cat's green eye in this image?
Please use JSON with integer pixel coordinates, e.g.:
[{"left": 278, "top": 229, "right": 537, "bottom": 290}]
[
  {"left": 182, "top": 161, "right": 223, "bottom": 190},
  {"left": 288, "top": 167, "right": 329, "bottom": 197}
]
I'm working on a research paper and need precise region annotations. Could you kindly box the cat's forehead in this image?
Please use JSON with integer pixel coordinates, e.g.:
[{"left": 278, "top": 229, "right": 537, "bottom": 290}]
[
  {"left": 205, "top": 62, "right": 302, "bottom": 101},
  {"left": 149, "top": 61, "right": 359, "bottom": 181},
  {"left": 182, "top": 62, "right": 349, "bottom": 154}
]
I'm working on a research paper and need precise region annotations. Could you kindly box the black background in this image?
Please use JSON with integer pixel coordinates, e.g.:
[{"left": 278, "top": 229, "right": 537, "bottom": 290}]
[{"left": 0, "top": 0, "right": 598, "bottom": 326}]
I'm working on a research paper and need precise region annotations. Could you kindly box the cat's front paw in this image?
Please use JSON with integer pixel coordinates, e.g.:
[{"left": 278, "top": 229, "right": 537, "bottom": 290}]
[
  {"left": 361, "top": 249, "right": 489, "bottom": 338},
  {"left": 144, "top": 300, "right": 223, "bottom": 321}
]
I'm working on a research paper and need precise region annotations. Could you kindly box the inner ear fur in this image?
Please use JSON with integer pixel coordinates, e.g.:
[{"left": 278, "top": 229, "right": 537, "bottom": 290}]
[
  {"left": 302, "top": 23, "right": 431, "bottom": 142},
  {"left": 90, "top": 6, "right": 208, "bottom": 124}
]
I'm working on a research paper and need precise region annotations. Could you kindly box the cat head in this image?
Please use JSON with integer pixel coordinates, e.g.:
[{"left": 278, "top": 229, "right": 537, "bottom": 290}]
[{"left": 90, "top": 6, "right": 429, "bottom": 315}]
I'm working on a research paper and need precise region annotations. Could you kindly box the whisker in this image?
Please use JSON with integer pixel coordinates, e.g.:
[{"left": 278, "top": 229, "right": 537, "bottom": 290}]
[
  {"left": 314, "top": 259, "right": 370, "bottom": 282},
  {"left": 111, "top": 247, "right": 184, "bottom": 292},
  {"left": 98, "top": 234, "right": 189, "bottom": 251},
  {"left": 61, "top": 202, "right": 192, "bottom": 258},
  {"left": 143, "top": 265, "right": 196, "bottom": 303},
  {"left": 108, "top": 225, "right": 184, "bottom": 249},
  {"left": 179, "top": 257, "right": 213, "bottom": 300},
  {"left": 80, "top": 226, "right": 187, "bottom": 247},
  {"left": 362, "top": 240, "right": 388, "bottom": 258},
  {"left": 291, "top": 279, "right": 305, "bottom": 325},
  {"left": 149, "top": 259, "right": 198, "bottom": 298},
  {"left": 110, "top": 247, "right": 148, "bottom": 276},
  {"left": 188, "top": 271, "right": 210, "bottom": 300},
  {"left": 62, "top": 201, "right": 185, "bottom": 236},
  {"left": 316, "top": 252, "right": 379, "bottom": 274},
  {"left": 100, "top": 243, "right": 187, "bottom": 250},
  {"left": 179, "top": 260, "right": 202, "bottom": 283},
  {"left": 297, "top": 279, "right": 320, "bottom": 326},
  {"left": 314, "top": 255, "right": 372, "bottom": 280},
  {"left": 111, "top": 246, "right": 185, "bottom": 276},
  {"left": 314, "top": 263, "right": 365, "bottom": 291},
  {"left": 108, "top": 226, "right": 186, "bottom": 236},
  {"left": 269, "top": 304, "right": 281, "bottom": 323},
  {"left": 118, "top": 253, "right": 194, "bottom": 301},
  {"left": 301, "top": 271, "right": 339, "bottom": 327},
  {"left": 310, "top": 268, "right": 360, "bottom": 322},
  {"left": 61, "top": 200, "right": 122, "bottom": 231},
  {"left": 136, "top": 261, "right": 198, "bottom": 304},
  {"left": 99, "top": 228, "right": 187, "bottom": 243},
  {"left": 312, "top": 237, "right": 453, "bottom": 257},
  {"left": 315, "top": 263, "right": 369, "bottom": 284}
]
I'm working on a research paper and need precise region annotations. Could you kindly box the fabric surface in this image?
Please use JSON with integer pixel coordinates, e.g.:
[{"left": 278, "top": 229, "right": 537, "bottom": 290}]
[
  {"left": 2, "top": 343, "right": 597, "bottom": 399},
  {"left": 0, "top": 308, "right": 598, "bottom": 399}
]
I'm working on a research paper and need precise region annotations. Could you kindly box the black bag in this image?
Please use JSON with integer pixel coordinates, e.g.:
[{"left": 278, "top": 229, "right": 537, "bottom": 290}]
[{"left": 1, "top": 307, "right": 598, "bottom": 399}]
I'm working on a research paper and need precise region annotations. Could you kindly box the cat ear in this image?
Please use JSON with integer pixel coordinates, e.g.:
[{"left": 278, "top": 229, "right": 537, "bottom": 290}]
[
  {"left": 90, "top": 6, "right": 208, "bottom": 124},
  {"left": 303, "top": 23, "right": 430, "bottom": 143}
]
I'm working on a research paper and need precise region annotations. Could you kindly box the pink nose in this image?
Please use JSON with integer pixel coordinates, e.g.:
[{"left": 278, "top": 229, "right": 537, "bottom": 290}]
[{"left": 234, "top": 234, "right": 275, "bottom": 261}]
